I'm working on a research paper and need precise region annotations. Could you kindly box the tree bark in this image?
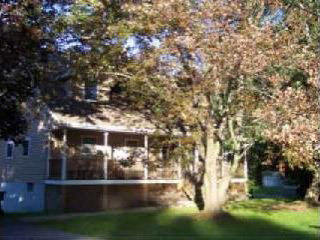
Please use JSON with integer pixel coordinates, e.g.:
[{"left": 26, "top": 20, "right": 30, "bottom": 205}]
[
  {"left": 305, "top": 168, "right": 320, "bottom": 205},
  {"left": 318, "top": 0, "right": 320, "bottom": 108},
  {"left": 202, "top": 126, "right": 220, "bottom": 212},
  {"left": 228, "top": 117, "right": 242, "bottom": 175},
  {"left": 306, "top": 0, "right": 320, "bottom": 207}
]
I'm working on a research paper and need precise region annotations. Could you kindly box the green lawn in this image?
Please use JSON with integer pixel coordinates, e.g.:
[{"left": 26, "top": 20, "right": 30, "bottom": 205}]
[
  {"left": 251, "top": 186, "right": 287, "bottom": 195},
  {"left": 250, "top": 185, "right": 298, "bottom": 199},
  {"left": 39, "top": 199, "right": 319, "bottom": 240}
]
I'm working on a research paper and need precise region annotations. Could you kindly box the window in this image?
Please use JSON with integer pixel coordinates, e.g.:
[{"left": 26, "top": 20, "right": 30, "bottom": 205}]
[
  {"left": 125, "top": 139, "right": 139, "bottom": 147},
  {"left": 22, "top": 139, "right": 30, "bottom": 156},
  {"left": 84, "top": 80, "right": 98, "bottom": 101},
  {"left": 0, "top": 191, "right": 4, "bottom": 201},
  {"left": 27, "top": 183, "right": 34, "bottom": 192},
  {"left": 6, "top": 141, "right": 14, "bottom": 159},
  {"left": 161, "top": 147, "right": 169, "bottom": 160}
]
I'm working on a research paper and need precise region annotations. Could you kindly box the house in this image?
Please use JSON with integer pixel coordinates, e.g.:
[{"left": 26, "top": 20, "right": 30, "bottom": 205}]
[
  {"left": 0, "top": 71, "right": 249, "bottom": 213},
  {"left": 0, "top": 76, "right": 186, "bottom": 213}
]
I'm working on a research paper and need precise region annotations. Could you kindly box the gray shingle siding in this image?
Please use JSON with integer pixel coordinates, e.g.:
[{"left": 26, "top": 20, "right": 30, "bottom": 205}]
[{"left": 0, "top": 119, "right": 49, "bottom": 183}]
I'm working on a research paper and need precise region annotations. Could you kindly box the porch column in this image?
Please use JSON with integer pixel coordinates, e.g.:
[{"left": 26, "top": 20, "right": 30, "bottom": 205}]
[
  {"left": 61, "top": 129, "right": 67, "bottom": 180},
  {"left": 104, "top": 132, "right": 109, "bottom": 179},
  {"left": 144, "top": 135, "right": 149, "bottom": 180}
]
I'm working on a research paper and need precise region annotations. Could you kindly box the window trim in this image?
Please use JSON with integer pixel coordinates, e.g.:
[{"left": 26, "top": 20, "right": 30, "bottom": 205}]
[
  {"left": 83, "top": 80, "right": 99, "bottom": 102},
  {"left": 5, "top": 141, "right": 14, "bottom": 159},
  {"left": 161, "top": 146, "right": 170, "bottom": 161},
  {"left": 22, "top": 138, "right": 30, "bottom": 157}
]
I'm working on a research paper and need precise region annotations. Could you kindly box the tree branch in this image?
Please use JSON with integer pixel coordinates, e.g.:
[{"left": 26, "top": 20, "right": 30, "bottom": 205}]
[{"left": 103, "top": 72, "right": 133, "bottom": 79}]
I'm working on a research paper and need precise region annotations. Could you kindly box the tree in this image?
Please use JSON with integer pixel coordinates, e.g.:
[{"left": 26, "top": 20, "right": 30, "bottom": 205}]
[
  {"left": 53, "top": 0, "right": 319, "bottom": 209},
  {"left": 255, "top": 0, "right": 320, "bottom": 204},
  {"left": 60, "top": 0, "right": 303, "bottom": 211},
  {"left": 0, "top": 1, "right": 51, "bottom": 139}
]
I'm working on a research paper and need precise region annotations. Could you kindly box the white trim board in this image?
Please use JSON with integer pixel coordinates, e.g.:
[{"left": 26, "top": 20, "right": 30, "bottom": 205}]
[
  {"left": 45, "top": 179, "right": 182, "bottom": 185},
  {"left": 230, "top": 178, "right": 247, "bottom": 183},
  {"left": 52, "top": 122, "right": 155, "bottom": 134}
]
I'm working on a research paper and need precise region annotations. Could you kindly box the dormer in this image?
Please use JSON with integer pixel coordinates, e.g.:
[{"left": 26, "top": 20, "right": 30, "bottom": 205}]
[{"left": 84, "top": 79, "right": 98, "bottom": 101}]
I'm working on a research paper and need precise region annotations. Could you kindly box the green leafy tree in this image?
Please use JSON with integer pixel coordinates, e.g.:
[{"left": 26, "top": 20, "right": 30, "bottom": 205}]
[
  {"left": 0, "top": 0, "right": 52, "bottom": 139},
  {"left": 59, "top": 0, "right": 320, "bottom": 211},
  {"left": 255, "top": 0, "right": 320, "bottom": 204},
  {"left": 40, "top": 0, "right": 319, "bottom": 209}
]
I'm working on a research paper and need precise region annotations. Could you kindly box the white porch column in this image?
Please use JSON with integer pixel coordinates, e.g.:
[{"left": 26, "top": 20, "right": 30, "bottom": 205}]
[
  {"left": 61, "top": 129, "right": 67, "bottom": 180},
  {"left": 144, "top": 135, "right": 149, "bottom": 180},
  {"left": 104, "top": 132, "right": 109, "bottom": 179}
]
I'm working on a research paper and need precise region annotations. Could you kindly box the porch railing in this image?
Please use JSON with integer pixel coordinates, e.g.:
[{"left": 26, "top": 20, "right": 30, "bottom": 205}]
[
  {"left": 108, "top": 160, "right": 145, "bottom": 180},
  {"left": 148, "top": 169, "right": 179, "bottom": 180},
  {"left": 48, "top": 158, "right": 179, "bottom": 180}
]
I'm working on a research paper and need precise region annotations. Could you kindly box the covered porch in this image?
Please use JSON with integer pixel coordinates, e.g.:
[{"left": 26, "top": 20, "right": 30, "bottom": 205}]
[{"left": 46, "top": 128, "right": 181, "bottom": 182}]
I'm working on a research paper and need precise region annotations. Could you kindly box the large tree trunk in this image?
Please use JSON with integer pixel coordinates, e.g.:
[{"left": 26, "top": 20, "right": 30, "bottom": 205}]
[
  {"left": 201, "top": 127, "right": 221, "bottom": 212},
  {"left": 305, "top": 169, "right": 320, "bottom": 205},
  {"left": 228, "top": 117, "right": 242, "bottom": 175}
]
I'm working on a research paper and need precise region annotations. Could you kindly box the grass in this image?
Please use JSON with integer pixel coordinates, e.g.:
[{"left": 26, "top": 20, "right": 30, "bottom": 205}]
[
  {"left": 250, "top": 185, "right": 299, "bottom": 199},
  {"left": 37, "top": 199, "right": 319, "bottom": 240},
  {"left": 251, "top": 186, "right": 286, "bottom": 195}
]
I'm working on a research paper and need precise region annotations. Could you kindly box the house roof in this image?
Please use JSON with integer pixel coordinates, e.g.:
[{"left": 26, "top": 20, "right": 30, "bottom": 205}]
[{"left": 49, "top": 103, "right": 160, "bottom": 134}]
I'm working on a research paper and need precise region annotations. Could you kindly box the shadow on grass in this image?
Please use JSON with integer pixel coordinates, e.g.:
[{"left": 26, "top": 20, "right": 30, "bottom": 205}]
[
  {"left": 309, "top": 225, "right": 320, "bottom": 229},
  {"left": 35, "top": 208, "right": 318, "bottom": 240}
]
